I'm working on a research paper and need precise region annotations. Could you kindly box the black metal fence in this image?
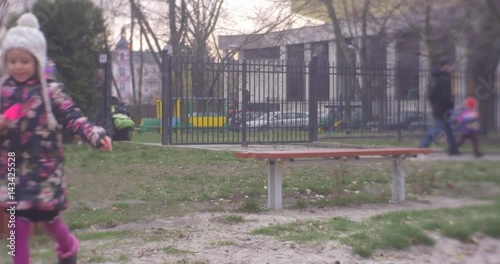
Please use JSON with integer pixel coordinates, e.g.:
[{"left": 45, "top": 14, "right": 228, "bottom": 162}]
[{"left": 156, "top": 53, "right": 499, "bottom": 145}]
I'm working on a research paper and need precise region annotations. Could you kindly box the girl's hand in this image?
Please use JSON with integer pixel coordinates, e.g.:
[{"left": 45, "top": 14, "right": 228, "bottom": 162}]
[{"left": 99, "top": 136, "right": 113, "bottom": 152}]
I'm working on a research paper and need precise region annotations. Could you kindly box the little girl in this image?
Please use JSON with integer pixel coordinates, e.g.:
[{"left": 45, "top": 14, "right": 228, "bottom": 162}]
[
  {"left": 455, "top": 96, "right": 483, "bottom": 158},
  {"left": 0, "top": 13, "right": 112, "bottom": 264}
]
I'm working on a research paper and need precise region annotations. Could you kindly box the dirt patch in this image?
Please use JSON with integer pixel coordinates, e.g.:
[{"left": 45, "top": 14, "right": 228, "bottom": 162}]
[{"left": 78, "top": 196, "right": 500, "bottom": 264}]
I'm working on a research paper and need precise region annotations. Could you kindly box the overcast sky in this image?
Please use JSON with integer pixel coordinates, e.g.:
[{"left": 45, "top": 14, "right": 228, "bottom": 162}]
[
  {"left": 3, "top": 0, "right": 309, "bottom": 51},
  {"left": 105, "top": 0, "right": 304, "bottom": 50}
]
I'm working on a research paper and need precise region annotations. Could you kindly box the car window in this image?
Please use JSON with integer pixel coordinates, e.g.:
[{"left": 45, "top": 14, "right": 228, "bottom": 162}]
[
  {"left": 272, "top": 114, "right": 282, "bottom": 120},
  {"left": 280, "top": 113, "right": 291, "bottom": 119},
  {"left": 298, "top": 113, "right": 308, "bottom": 118}
]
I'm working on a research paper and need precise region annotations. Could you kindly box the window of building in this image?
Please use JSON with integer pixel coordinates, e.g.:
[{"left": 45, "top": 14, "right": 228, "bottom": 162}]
[
  {"left": 243, "top": 47, "right": 280, "bottom": 60},
  {"left": 395, "top": 32, "right": 419, "bottom": 100},
  {"left": 120, "top": 53, "right": 124, "bottom": 61},
  {"left": 336, "top": 38, "right": 357, "bottom": 100},
  {"left": 119, "top": 82, "right": 126, "bottom": 92},
  {"left": 286, "top": 44, "right": 305, "bottom": 101},
  {"left": 136, "top": 67, "right": 141, "bottom": 76},
  {"left": 119, "top": 67, "right": 126, "bottom": 76},
  {"left": 312, "top": 41, "right": 330, "bottom": 100},
  {"left": 365, "top": 36, "right": 387, "bottom": 99}
]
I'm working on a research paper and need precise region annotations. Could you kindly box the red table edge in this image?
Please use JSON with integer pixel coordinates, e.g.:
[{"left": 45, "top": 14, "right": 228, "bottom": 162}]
[{"left": 234, "top": 148, "right": 433, "bottom": 159}]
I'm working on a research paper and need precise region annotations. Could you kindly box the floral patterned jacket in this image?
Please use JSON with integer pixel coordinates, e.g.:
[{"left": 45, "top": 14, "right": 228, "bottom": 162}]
[{"left": 0, "top": 76, "right": 108, "bottom": 212}]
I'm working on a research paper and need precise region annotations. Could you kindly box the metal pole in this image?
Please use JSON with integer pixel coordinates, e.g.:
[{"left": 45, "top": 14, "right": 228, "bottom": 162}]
[
  {"left": 241, "top": 60, "right": 248, "bottom": 147},
  {"left": 397, "top": 96, "right": 402, "bottom": 142},
  {"left": 100, "top": 53, "right": 112, "bottom": 134},
  {"left": 309, "top": 55, "right": 319, "bottom": 142},
  {"left": 161, "top": 47, "right": 171, "bottom": 145}
]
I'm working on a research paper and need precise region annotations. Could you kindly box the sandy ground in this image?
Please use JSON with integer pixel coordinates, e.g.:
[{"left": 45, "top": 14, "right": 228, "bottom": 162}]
[
  {"left": 74, "top": 143, "right": 500, "bottom": 264},
  {"left": 79, "top": 196, "right": 500, "bottom": 264}
]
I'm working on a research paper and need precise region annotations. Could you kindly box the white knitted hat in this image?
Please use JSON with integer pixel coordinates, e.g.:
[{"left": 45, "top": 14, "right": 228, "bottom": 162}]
[{"left": 1, "top": 13, "right": 58, "bottom": 130}]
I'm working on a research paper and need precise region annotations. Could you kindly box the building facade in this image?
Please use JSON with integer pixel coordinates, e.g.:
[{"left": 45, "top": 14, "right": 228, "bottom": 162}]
[
  {"left": 218, "top": 5, "right": 500, "bottom": 130},
  {"left": 112, "top": 28, "right": 161, "bottom": 105}
]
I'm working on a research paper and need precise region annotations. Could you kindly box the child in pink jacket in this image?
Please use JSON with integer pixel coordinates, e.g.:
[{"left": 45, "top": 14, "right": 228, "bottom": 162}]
[
  {"left": 455, "top": 97, "right": 483, "bottom": 158},
  {"left": 0, "top": 13, "right": 113, "bottom": 264}
]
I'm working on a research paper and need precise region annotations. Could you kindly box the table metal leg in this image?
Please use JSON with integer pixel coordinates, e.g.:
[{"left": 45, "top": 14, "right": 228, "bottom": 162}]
[
  {"left": 268, "top": 159, "right": 282, "bottom": 209},
  {"left": 391, "top": 159, "right": 406, "bottom": 202}
]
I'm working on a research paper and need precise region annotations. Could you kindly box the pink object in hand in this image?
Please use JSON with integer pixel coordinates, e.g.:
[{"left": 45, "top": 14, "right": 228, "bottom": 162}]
[{"left": 3, "top": 103, "right": 25, "bottom": 120}]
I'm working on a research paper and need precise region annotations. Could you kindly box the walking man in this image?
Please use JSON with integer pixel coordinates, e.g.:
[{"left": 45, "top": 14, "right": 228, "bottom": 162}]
[{"left": 418, "top": 58, "right": 461, "bottom": 155}]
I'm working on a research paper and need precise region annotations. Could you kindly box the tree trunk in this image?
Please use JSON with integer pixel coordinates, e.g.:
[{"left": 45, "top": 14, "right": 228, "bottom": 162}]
[
  {"left": 465, "top": 0, "right": 500, "bottom": 135},
  {"left": 137, "top": 26, "right": 144, "bottom": 119},
  {"left": 129, "top": 7, "right": 138, "bottom": 118},
  {"left": 468, "top": 55, "right": 499, "bottom": 136},
  {"left": 360, "top": 0, "right": 372, "bottom": 125}
]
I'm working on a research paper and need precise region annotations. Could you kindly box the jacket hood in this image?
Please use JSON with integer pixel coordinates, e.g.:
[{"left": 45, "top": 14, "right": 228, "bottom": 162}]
[{"left": 432, "top": 67, "right": 450, "bottom": 77}]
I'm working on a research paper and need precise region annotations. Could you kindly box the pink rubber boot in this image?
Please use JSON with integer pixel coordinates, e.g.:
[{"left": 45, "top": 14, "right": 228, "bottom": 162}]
[
  {"left": 12, "top": 217, "right": 31, "bottom": 264},
  {"left": 44, "top": 218, "right": 79, "bottom": 264}
]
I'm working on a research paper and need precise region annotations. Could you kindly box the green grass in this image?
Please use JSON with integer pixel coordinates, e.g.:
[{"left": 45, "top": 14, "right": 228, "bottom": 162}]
[
  {"left": 210, "top": 240, "right": 237, "bottom": 247},
  {"left": 252, "top": 202, "right": 500, "bottom": 258},
  {"left": 2, "top": 141, "right": 499, "bottom": 263},
  {"left": 131, "top": 132, "right": 161, "bottom": 143},
  {"left": 238, "top": 198, "right": 263, "bottom": 213},
  {"left": 58, "top": 143, "right": 500, "bottom": 231},
  {"left": 162, "top": 245, "right": 195, "bottom": 255},
  {"left": 224, "top": 214, "right": 246, "bottom": 223},
  {"left": 77, "top": 230, "right": 132, "bottom": 241},
  {"left": 133, "top": 129, "right": 500, "bottom": 152},
  {"left": 0, "top": 234, "right": 56, "bottom": 263},
  {"left": 318, "top": 132, "right": 500, "bottom": 153}
]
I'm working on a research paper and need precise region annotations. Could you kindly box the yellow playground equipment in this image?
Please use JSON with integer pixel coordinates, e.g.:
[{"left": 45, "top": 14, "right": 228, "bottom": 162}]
[{"left": 155, "top": 98, "right": 227, "bottom": 128}]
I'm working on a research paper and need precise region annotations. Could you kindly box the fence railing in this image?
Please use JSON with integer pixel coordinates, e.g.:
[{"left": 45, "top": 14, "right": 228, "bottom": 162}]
[{"left": 133, "top": 55, "right": 499, "bottom": 144}]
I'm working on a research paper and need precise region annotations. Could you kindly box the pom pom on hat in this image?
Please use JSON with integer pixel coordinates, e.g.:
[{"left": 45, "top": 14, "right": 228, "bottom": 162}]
[
  {"left": 16, "top": 13, "right": 40, "bottom": 29},
  {"left": 1, "top": 13, "right": 58, "bottom": 130},
  {"left": 465, "top": 97, "right": 477, "bottom": 109}
]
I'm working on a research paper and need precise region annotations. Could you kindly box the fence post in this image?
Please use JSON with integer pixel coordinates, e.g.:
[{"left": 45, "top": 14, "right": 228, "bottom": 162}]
[
  {"left": 241, "top": 59, "right": 248, "bottom": 146},
  {"left": 397, "top": 96, "right": 402, "bottom": 142},
  {"left": 309, "top": 56, "right": 319, "bottom": 142},
  {"left": 161, "top": 46, "right": 171, "bottom": 145},
  {"left": 98, "top": 53, "right": 112, "bottom": 134}
]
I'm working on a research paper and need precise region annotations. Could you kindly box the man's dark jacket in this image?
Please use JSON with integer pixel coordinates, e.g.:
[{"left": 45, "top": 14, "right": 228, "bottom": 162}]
[{"left": 428, "top": 68, "right": 454, "bottom": 120}]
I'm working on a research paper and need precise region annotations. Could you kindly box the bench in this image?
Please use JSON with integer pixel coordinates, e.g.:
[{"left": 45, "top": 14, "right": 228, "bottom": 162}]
[
  {"left": 139, "top": 118, "right": 161, "bottom": 133},
  {"left": 235, "top": 148, "right": 433, "bottom": 210}
]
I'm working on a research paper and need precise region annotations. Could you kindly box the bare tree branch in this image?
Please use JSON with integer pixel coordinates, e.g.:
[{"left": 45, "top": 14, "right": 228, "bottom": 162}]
[
  {"left": 319, "top": 0, "right": 352, "bottom": 66},
  {"left": 485, "top": 0, "right": 500, "bottom": 22},
  {"left": 130, "top": 0, "right": 163, "bottom": 53}
]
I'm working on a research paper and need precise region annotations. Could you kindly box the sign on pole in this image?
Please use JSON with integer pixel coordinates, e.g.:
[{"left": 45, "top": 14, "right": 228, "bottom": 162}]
[{"left": 99, "top": 54, "right": 107, "bottom": 64}]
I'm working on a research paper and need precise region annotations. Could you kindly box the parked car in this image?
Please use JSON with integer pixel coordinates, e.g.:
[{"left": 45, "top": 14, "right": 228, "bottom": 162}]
[
  {"left": 318, "top": 108, "right": 364, "bottom": 132},
  {"left": 318, "top": 105, "right": 364, "bottom": 132},
  {"left": 246, "top": 111, "right": 309, "bottom": 131},
  {"left": 366, "top": 111, "right": 424, "bottom": 131},
  {"left": 228, "top": 111, "right": 265, "bottom": 131}
]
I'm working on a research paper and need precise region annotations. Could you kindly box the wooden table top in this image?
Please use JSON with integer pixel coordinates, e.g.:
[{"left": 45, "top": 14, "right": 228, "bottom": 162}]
[{"left": 234, "top": 148, "right": 433, "bottom": 159}]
